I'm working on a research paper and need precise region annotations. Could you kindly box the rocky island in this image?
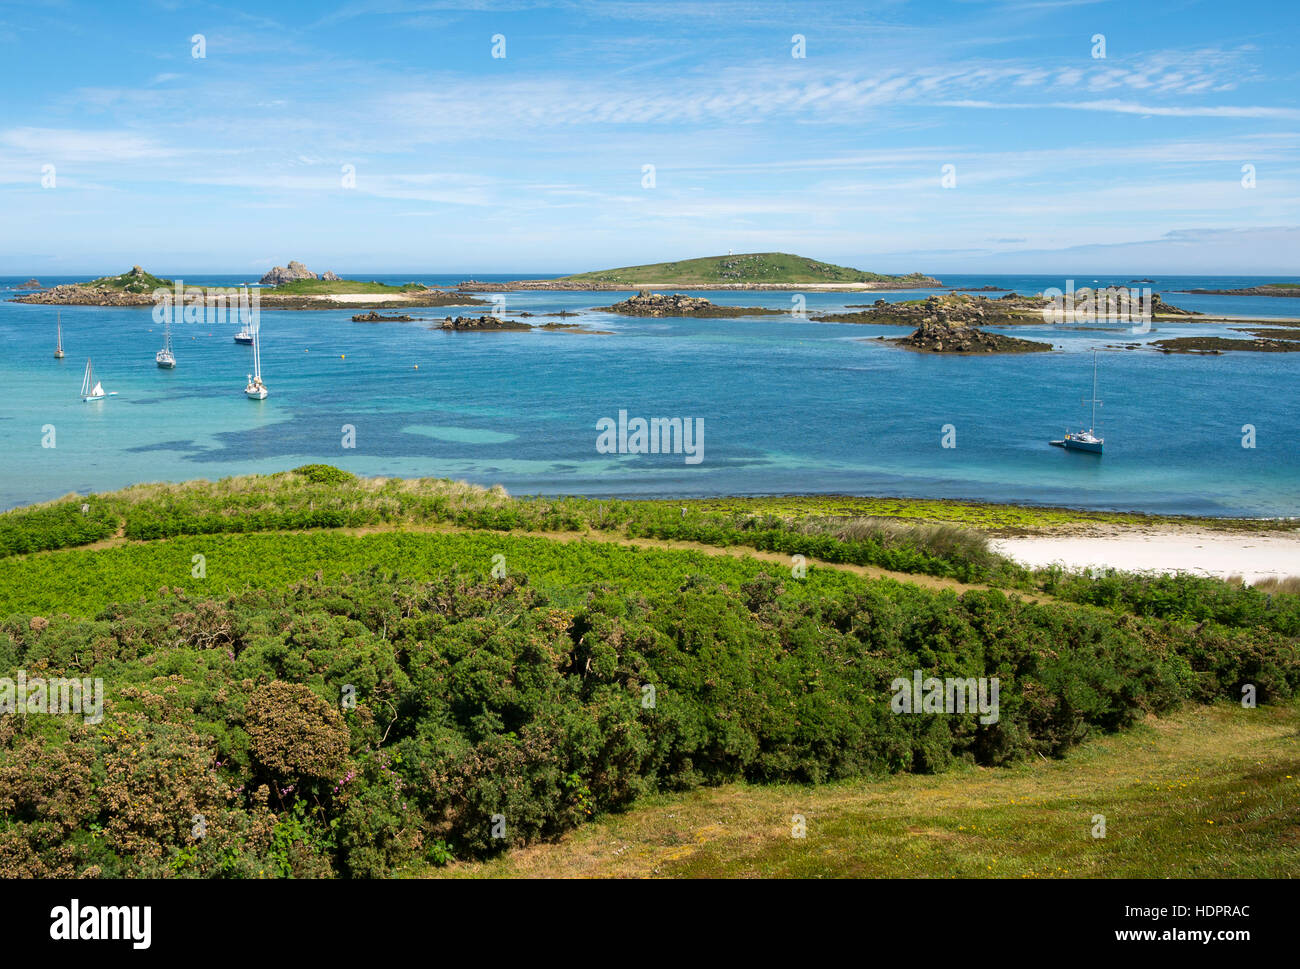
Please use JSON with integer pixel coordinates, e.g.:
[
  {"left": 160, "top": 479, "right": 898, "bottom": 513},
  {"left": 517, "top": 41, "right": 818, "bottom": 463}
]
[
  {"left": 817, "top": 291, "right": 1198, "bottom": 326},
  {"left": 13, "top": 263, "right": 485, "bottom": 310},
  {"left": 15, "top": 278, "right": 42, "bottom": 290},
  {"left": 1152, "top": 335, "right": 1300, "bottom": 353},
  {"left": 1178, "top": 283, "right": 1300, "bottom": 297},
  {"left": 887, "top": 318, "right": 1053, "bottom": 354},
  {"left": 596, "top": 290, "right": 784, "bottom": 317},
  {"left": 434, "top": 315, "right": 532, "bottom": 331}
]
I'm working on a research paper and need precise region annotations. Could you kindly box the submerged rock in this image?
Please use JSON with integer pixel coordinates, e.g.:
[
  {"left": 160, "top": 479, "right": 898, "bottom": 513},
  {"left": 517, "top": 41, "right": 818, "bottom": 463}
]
[{"left": 435, "top": 315, "right": 532, "bottom": 331}]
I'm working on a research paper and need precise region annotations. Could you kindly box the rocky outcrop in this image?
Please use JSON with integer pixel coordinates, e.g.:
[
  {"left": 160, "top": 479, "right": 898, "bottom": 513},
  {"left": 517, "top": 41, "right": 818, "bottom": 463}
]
[
  {"left": 818, "top": 290, "right": 1195, "bottom": 327},
  {"left": 606, "top": 291, "right": 713, "bottom": 316},
  {"left": 15, "top": 278, "right": 42, "bottom": 289},
  {"left": 598, "top": 290, "right": 784, "bottom": 317},
  {"left": 14, "top": 284, "right": 155, "bottom": 306},
  {"left": 892, "top": 318, "right": 1052, "bottom": 354},
  {"left": 321, "top": 271, "right": 341, "bottom": 281},
  {"left": 260, "top": 261, "right": 317, "bottom": 286},
  {"left": 352, "top": 311, "right": 414, "bottom": 322},
  {"left": 1182, "top": 285, "right": 1300, "bottom": 297},
  {"left": 1152, "top": 336, "right": 1300, "bottom": 353},
  {"left": 434, "top": 315, "right": 532, "bottom": 331},
  {"left": 817, "top": 293, "right": 1047, "bottom": 326}
]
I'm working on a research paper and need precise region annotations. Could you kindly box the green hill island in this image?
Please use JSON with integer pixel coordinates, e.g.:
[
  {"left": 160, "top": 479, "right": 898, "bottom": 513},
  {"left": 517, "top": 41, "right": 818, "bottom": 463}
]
[{"left": 455, "top": 252, "right": 942, "bottom": 291}]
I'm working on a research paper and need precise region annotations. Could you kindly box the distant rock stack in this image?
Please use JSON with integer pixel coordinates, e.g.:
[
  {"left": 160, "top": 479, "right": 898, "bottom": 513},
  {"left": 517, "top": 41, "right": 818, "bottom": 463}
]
[{"left": 260, "top": 260, "right": 318, "bottom": 286}]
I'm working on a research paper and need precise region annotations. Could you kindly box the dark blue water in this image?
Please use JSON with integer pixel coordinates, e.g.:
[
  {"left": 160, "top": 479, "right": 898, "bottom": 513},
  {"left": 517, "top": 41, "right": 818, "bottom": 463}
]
[{"left": 1, "top": 274, "right": 1296, "bottom": 516}]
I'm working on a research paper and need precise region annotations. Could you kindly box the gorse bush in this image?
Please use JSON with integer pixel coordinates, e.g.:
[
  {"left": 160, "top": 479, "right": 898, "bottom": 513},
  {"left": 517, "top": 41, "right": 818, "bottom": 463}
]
[
  {"left": 1041, "top": 568, "right": 1300, "bottom": 638},
  {"left": 0, "top": 567, "right": 1294, "bottom": 878},
  {"left": 291, "top": 464, "right": 357, "bottom": 486}
]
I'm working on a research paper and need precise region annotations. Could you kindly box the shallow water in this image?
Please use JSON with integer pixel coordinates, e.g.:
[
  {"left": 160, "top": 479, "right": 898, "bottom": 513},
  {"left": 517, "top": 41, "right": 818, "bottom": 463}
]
[{"left": 1, "top": 274, "right": 1296, "bottom": 516}]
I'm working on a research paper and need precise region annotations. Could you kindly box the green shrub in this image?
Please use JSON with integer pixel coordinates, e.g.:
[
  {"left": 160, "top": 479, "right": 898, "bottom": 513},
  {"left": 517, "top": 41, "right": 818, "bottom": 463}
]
[
  {"left": 2, "top": 563, "right": 1293, "bottom": 877},
  {"left": 291, "top": 464, "right": 357, "bottom": 485}
]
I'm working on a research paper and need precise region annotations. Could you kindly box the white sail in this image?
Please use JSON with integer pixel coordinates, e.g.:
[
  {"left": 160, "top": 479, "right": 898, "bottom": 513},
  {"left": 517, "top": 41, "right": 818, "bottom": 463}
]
[
  {"left": 244, "top": 320, "right": 268, "bottom": 398},
  {"left": 91, "top": 381, "right": 104, "bottom": 397},
  {"left": 81, "top": 359, "right": 93, "bottom": 397}
]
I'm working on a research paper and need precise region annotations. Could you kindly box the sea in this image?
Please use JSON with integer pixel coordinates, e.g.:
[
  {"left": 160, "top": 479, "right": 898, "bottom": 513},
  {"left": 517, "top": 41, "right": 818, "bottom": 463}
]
[{"left": 0, "top": 273, "right": 1296, "bottom": 517}]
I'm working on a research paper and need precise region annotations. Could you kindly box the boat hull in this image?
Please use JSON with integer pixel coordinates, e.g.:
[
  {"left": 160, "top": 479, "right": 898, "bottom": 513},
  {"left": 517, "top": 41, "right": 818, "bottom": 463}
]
[
  {"left": 234, "top": 336, "right": 253, "bottom": 344},
  {"left": 1062, "top": 438, "right": 1103, "bottom": 454}
]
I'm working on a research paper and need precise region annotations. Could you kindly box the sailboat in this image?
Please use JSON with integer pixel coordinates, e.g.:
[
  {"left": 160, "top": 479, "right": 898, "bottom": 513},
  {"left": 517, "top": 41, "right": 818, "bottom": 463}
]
[
  {"left": 155, "top": 312, "right": 176, "bottom": 368},
  {"left": 244, "top": 322, "right": 268, "bottom": 399},
  {"left": 234, "top": 325, "right": 254, "bottom": 344},
  {"left": 54, "top": 312, "right": 64, "bottom": 359},
  {"left": 1050, "top": 349, "right": 1103, "bottom": 453},
  {"left": 80, "top": 358, "right": 117, "bottom": 402}
]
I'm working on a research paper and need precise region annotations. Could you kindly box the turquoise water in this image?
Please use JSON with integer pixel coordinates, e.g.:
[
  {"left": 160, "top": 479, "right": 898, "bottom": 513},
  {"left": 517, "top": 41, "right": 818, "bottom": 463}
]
[{"left": 1, "top": 274, "right": 1297, "bottom": 516}]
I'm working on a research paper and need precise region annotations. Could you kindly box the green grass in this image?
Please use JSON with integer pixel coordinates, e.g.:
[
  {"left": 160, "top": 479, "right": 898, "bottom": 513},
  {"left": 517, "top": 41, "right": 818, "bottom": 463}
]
[
  {"left": 0, "top": 528, "right": 887, "bottom": 617},
  {"left": 6, "top": 469, "right": 1298, "bottom": 632},
  {"left": 561, "top": 252, "right": 937, "bottom": 286},
  {"left": 660, "top": 493, "right": 1298, "bottom": 534},
  {"left": 419, "top": 701, "right": 1300, "bottom": 879}
]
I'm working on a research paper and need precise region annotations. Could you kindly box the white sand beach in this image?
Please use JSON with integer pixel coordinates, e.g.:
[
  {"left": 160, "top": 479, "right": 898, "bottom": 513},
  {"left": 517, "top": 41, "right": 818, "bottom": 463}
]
[{"left": 993, "top": 530, "right": 1300, "bottom": 583}]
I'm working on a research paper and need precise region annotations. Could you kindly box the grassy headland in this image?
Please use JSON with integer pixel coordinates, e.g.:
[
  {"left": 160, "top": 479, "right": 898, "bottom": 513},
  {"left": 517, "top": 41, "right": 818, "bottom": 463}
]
[
  {"left": 562, "top": 252, "right": 938, "bottom": 286},
  {"left": 0, "top": 466, "right": 1296, "bottom": 878}
]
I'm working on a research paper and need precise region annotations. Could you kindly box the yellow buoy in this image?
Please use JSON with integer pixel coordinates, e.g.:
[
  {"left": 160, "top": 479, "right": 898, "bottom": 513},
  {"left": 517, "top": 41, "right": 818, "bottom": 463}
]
[
  {"left": 340, "top": 354, "right": 345, "bottom": 360},
  {"left": 414, "top": 364, "right": 419, "bottom": 370}
]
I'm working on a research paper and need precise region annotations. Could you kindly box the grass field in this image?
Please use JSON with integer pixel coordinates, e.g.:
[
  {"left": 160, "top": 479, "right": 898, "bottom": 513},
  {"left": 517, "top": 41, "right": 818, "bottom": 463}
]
[{"left": 420, "top": 702, "right": 1300, "bottom": 879}]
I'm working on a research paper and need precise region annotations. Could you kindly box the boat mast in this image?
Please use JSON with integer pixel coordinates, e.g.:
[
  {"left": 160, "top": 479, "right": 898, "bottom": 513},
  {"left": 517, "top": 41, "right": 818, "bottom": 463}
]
[
  {"left": 1082, "top": 349, "right": 1102, "bottom": 433},
  {"left": 1091, "top": 350, "right": 1097, "bottom": 430}
]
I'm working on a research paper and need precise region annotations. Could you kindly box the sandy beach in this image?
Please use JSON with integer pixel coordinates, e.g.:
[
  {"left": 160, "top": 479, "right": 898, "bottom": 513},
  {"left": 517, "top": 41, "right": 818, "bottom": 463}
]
[{"left": 994, "top": 529, "right": 1300, "bottom": 582}]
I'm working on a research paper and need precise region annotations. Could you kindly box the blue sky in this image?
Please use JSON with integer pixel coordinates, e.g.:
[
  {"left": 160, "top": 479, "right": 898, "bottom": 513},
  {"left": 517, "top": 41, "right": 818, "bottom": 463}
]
[{"left": 1, "top": 0, "right": 1298, "bottom": 274}]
